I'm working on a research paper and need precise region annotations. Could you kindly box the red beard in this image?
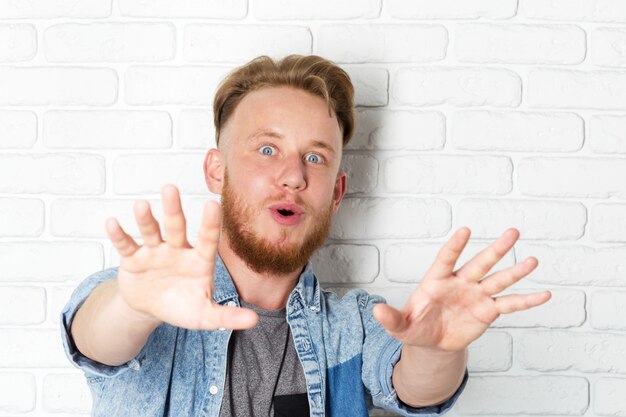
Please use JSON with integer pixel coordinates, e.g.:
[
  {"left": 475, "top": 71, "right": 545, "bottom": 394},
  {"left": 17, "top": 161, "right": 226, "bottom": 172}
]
[{"left": 220, "top": 169, "right": 333, "bottom": 275}]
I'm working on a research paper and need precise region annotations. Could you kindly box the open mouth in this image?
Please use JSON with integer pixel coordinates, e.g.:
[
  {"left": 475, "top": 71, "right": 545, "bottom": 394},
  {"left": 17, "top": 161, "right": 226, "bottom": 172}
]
[{"left": 269, "top": 203, "right": 304, "bottom": 225}]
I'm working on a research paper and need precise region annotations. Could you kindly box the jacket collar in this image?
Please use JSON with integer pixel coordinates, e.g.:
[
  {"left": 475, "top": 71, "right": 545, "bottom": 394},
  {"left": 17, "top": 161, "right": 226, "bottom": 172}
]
[{"left": 213, "top": 253, "right": 321, "bottom": 311}]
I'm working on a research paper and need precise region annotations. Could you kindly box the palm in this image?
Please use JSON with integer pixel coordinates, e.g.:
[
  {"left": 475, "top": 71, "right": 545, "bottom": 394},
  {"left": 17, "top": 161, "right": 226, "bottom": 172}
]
[
  {"left": 106, "top": 185, "right": 258, "bottom": 331},
  {"left": 374, "top": 228, "right": 551, "bottom": 351},
  {"left": 118, "top": 247, "right": 218, "bottom": 330}
]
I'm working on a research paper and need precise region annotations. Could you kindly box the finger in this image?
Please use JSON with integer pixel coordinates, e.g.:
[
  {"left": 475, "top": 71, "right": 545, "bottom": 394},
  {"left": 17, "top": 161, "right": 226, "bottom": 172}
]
[
  {"left": 161, "top": 184, "right": 190, "bottom": 248},
  {"left": 372, "top": 303, "right": 409, "bottom": 334},
  {"left": 105, "top": 217, "right": 140, "bottom": 257},
  {"left": 480, "top": 257, "right": 539, "bottom": 296},
  {"left": 133, "top": 200, "right": 163, "bottom": 247},
  {"left": 426, "top": 228, "right": 472, "bottom": 279},
  {"left": 201, "top": 304, "right": 259, "bottom": 330},
  {"left": 494, "top": 291, "right": 552, "bottom": 314},
  {"left": 456, "top": 228, "right": 519, "bottom": 282},
  {"left": 196, "top": 201, "right": 221, "bottom": 263}
]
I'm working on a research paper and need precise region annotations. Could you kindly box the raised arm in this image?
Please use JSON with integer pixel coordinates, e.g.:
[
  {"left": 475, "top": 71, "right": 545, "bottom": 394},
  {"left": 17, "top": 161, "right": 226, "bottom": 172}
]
[{"left": 373, "top": 228, "right": 551, "bottom": 407}]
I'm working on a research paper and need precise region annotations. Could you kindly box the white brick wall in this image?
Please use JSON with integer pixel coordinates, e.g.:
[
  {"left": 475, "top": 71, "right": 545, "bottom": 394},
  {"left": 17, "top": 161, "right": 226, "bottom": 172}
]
[{"left": 1, "top": 1, "right": 625, "bottom": 415}]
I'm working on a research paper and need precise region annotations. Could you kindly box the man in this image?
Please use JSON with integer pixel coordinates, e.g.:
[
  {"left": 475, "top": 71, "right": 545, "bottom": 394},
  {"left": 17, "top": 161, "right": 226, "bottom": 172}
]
[{"left": 61, "top": 55, "right": 551, "bottom": 417}]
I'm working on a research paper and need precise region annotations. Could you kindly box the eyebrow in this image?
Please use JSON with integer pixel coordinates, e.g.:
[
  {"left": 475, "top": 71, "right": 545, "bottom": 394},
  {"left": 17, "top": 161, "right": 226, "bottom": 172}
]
[{"left": 248, "top": 129, "right": 337, "bottom": 155}]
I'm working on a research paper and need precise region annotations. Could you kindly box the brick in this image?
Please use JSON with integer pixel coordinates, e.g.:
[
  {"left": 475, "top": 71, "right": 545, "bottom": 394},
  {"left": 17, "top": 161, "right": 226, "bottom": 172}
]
[
  {"left": 177, "top": 109, "right": 216, "bottom": 149},
  {"left": 590, "top": 115, "right": 626, "bottom": 153},
  {"left": 592, "top": 204, "right": 626, "bottom": 242},
  {"left": 254, "top": 0, "right": 380, "bottom": 20},
  {"left": 590, "top": 27, "right": 626, "bottom": 67},
  {"left": 114, "top": 153, "right": 207, "bottom": 194},
  {"left": 330, "top": 198, "right": 450, "bottom": 240},
  {"left": 456, "top": 24, "right": 585, "bottom": 64},
  {"left": 0, "top": 110, "right": 37, "bottom": 149},
  {"left": 0, "top": 286, "right": 46, "bottom": 325},
  {"left": 125, "top": 66, "right": 230, "bottom": 105},
  {"left": 348, "top": 110, "right": 444, "bottom": 151},
  {"left": 43, "top": 374, "right": 91, "bottom": 413},
  {"left": 184, "top": 24, "right": 311, "bottom": 63},
  {"left": 0, "top": 0, "right": 111, "bottom": 18},
  {"left": 0, "top": 24, "right": 36, "bottom": 62},
  {"left": 119, "top": 0, "right": 246, "bottom": 18},
  {"left": 0, "top": 329, "right": 71, "bottom": 367},
  {"left": 0, "top": 373, "right": 36, "bottom": 412},
  {"left": 341, "top": 154, "right": 378, "bottom": 194},
  {"left": 468, "top": 331, "right": 512, "bottom": 372},
  {"left": 451, "top": 111, "right": 583, "bottom": 152},
  {"left": 387, "top": 0, "right": 517, "bottom": 19},
  {"left": 50, "top": 286, "right": 76, "bottom": 325},
  {"left": 492, "top": 289, "right": 585, "bottom": 328},
  {"left": 519, "top": 157, "right": 626, "bottom": 198},
  {"left": 311, "top": 244, "right": 379, "bottom": 284},
  {"left": 0, "top": 67, "right": 117, "bottom": 106},
  {"left": 384, "top": 155, "right": 512, "bottom": 195},
  {"left": 50, "top": 198, "right": 155, "bottom": 238},
  {"left": 182, "top": 197, "right": 220, "bottom": 242},
  {"left": 520, "top": 330, "right": 626, "bottom": 373},
  {"left": 455, "top": 375, "right": 588, "bottom": 415},
  {"left": 456, "top": 199, "right": 586, "bottom": 240},
  {"left": 101, "top": 197, "right": 216, "bottom": 247},
  {"left": 317, "top": 24, "right": 447, "bottom": 63},
  {"left": 0, "top": 154, "right": 105, "bottom": 194},
  {"left": 344, "top": 67, "right": 388, "bottom": 107},
  {"left": 522, "top": 0, "right": 626, "bottom": 22},
  {"left": 528, "top": 69, "right": 626, "bottom": 109},
  {"left": 518, "top": 244, "right": 626, "bottom": 286},
  {"left": 393, "top": 67, "right": 521, "bottom": 107},
  {"left": 54, "top": 197, "right": 209, "bottom": 242},
  {"left": 384, "top": 241, "right": 515, "bottom": 283},
  {"left": 44, "top": 110, "right": 172, "bottom": 149},
  {"left": 595, "top": 378, "right": 626, "bottom": 416},
  {"left": 353, "top": 285, "right": 415, "bottom": 310},
  {"left": 0, "top": 242, "right": 103, "bottom": 282},
  {"left": 45, "top": 23, "right": 175, "bottom": 62},
  {"left": 590, "top": 291, "right": 626, "bottom": 330},
  {"left": 0, "top": 198, "right": 44, "bottom": 237}
]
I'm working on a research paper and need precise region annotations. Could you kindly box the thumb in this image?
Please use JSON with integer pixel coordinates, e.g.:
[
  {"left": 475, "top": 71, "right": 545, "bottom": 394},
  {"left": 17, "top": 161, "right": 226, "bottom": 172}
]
[
  {"left": 373, "top": 303, "right": 409, "bottom": 334},
  {"left": 203, "top": 304, "right": 259, "bottom": 330}
]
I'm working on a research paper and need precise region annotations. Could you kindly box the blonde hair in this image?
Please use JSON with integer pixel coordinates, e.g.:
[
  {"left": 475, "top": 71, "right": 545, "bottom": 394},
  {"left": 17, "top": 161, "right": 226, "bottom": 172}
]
[{"left": 213, "top": 55, "right": 355, "bottom": 146}]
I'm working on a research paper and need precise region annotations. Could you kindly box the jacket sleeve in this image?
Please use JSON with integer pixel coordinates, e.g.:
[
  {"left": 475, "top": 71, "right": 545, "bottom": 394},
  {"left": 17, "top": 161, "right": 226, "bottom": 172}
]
[
  {"left": 360, "top": 292, "right": 468, "bottom": 417},
  {"left": 59, "top": 267, "right": 147, "bottom": 378}
]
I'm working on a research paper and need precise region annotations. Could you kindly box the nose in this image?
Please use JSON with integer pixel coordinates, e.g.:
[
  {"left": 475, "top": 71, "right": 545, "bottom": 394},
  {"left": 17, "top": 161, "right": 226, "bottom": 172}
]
[{"left": 277, "top": 155, "right": 307, "bottom": 191}]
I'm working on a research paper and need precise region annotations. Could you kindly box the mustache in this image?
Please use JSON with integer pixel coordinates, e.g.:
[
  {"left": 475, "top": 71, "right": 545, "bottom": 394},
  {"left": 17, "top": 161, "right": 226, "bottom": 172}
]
[{"left": 263, "top": 195, "right": 312, "bottom": 213}]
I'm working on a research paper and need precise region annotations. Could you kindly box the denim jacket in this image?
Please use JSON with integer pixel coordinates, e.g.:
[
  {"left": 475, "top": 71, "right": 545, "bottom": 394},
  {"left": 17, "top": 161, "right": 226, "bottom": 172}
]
[{"left": 61, "top": 255, "right": 467, "bottom": 417}]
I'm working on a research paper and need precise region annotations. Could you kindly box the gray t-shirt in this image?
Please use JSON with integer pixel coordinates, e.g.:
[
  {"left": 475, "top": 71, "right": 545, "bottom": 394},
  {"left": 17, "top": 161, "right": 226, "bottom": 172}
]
[{"left": 219, "top": 300, "right": 310, "bottom": 417}]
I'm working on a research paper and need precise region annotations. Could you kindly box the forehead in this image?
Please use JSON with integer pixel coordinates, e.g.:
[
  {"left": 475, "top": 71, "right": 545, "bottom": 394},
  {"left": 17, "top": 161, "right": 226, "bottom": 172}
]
[{"left": 224, "top": 86, "right": 342, "bottom": 148}]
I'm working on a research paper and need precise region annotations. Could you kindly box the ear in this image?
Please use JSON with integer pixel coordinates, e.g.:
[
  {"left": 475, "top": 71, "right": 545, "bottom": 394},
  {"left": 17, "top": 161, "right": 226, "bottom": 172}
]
[
  {"left": 204, "top": 148, "right": 224, "bottom": 194},
  {"left": 332, "top": 170, "right": 347, "bottom": 213}
]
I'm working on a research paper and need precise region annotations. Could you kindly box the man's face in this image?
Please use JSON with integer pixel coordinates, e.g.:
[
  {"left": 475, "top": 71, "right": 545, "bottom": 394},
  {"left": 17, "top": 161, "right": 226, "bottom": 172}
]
[{"left": 215, "top": 86, "right": 346, "bottom": 275}]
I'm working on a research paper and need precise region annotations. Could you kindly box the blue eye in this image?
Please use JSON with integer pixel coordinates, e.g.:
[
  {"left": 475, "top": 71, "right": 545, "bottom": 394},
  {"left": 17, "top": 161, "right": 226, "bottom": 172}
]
[
  {"left": 306, "top": 154, "right": 322, "bottom": 164},
  {"left": 260, "top": 146, "right": 275, "bottom": 156}
]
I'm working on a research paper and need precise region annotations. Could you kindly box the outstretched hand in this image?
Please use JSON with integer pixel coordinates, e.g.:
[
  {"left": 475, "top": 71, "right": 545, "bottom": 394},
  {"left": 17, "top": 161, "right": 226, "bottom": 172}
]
[
  {"left": 105, "top": 184, "right": 258, "bottom": 331},
  {"left": 373, "top": 228, "right": 551, "bottom": 352}
]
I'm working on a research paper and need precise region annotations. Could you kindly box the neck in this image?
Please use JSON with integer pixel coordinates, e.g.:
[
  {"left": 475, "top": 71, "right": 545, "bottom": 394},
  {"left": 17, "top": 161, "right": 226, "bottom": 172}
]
[{"left": 217, "top": 234, "right": 304, "bottom": 310}]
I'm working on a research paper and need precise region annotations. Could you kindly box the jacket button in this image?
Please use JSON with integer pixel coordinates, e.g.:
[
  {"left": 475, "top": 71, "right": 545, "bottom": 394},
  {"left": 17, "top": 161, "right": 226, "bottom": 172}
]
[
  {"left": 128, "top": 359, "right": 140, "bottom": 370},
  {"left": 300, "top": 339, "right": 311, "bottom": 352},
  {"left": 209, "top": 385, "right": 218, "bottom": 395}
]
